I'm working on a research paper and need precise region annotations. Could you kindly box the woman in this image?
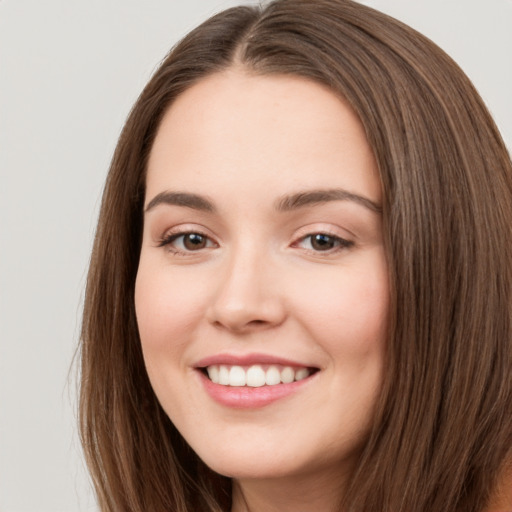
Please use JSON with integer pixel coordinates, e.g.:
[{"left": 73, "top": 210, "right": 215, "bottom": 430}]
[{"left": 79, "top": 1, "right": 512, "bottom": 510}]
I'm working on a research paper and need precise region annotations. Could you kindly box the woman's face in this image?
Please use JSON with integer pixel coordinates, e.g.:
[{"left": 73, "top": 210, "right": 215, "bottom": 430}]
[{"left": 135, "top": 70, "right": 388, "bottom": 485}]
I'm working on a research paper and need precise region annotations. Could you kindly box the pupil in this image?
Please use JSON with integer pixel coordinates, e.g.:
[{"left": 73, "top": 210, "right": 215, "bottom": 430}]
[
  {"left": 184, "top": 233, "right": 206, "bottom": 250},
  {"left": 312, "top": 234, "right": 335, "bottom": 251}
]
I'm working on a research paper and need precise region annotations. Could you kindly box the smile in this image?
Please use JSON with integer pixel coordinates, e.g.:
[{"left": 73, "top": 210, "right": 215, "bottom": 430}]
[
  {"left": 205, "top": 364, "right": 313, "bottom": 387},
  {"left": 194, "top": 354, "right": 320, "bottom": 408}
]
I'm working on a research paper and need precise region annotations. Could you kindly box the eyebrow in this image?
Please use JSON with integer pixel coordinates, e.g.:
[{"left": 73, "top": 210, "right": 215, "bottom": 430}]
[
  {"left": 145, "top": 191, "right": 216, "bottom": 213},
  {"left": 144, "top": 188, "right": 381, "bottom": 214},
  {"left": 275, "top": 189, "right": 382, "bottom": 213}
]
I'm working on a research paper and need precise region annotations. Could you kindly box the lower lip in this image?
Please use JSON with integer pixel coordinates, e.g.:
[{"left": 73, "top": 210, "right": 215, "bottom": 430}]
[{"left": 197, "top": 370, "right": 315, "bottom": 409}]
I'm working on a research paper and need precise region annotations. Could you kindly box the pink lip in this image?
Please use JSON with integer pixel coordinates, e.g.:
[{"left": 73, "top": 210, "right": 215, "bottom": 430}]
[
  {"left": 193, "top": 353, "right": 319, "bottom": 409},
  {"left": 197, "top": 371, "right": 315, "bottom": 409},
  {"left": 194, "top": 352, "right": 313, "bottom": 369}
]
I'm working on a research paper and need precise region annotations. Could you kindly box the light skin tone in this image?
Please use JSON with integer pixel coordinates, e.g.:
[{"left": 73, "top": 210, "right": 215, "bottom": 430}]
[
  {"left": 135, "top": 69, "right": 389, "bottom": 511},
  {"left": 485, "top": 462, "right": 512, "bottom": 512}
]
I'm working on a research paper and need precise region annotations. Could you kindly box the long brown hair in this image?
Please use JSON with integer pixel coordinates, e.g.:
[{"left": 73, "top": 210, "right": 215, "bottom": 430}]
[{"left": 79, "top": 1, "right": 512, "bottom": 510}]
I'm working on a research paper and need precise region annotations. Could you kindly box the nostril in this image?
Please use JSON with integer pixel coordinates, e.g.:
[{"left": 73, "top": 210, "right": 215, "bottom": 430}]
[
  {"left": 245, "top": 319, "right": 275, "bottom": 331},
  {"left": 211, "top": 317, "right": 274, "bottom": 332}
]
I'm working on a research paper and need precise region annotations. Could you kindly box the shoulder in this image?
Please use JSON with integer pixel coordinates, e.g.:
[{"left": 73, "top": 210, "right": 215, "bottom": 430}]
[{"left": 484, "top": 460, "right": 512, "bottom": 512}]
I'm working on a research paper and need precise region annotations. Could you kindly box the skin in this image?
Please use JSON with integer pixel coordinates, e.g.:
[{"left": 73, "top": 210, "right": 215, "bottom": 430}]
[
  {"left": 485, "top": 462, "right": 512, "bottom": 512},
  {"left": 135, "top": 69, "right": 389, "bottom": 511}
]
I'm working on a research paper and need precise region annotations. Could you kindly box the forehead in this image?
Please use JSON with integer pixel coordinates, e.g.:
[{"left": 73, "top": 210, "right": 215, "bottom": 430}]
[{"left": 145, "top": 69, "right": 381, "bottom": 206}]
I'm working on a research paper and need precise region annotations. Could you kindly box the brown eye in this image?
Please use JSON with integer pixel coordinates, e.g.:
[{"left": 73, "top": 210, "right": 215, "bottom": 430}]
[
  {"left": 159, "top": 232, "right": 215, "bottom": 253},
  {"left": 182, "top": 233, "right": 207, "bottom": 250},
  {"left": 296, "top": 233, "right": 353, "bottom": 253},
  {"left": 310, "top": 233, "right": 337, "bottom": 251}
]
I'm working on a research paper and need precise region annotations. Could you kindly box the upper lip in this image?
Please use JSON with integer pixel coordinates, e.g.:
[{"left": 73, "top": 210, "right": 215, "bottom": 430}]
[{"left": 194, "top": 352, "right": 317, "bottom": 369}]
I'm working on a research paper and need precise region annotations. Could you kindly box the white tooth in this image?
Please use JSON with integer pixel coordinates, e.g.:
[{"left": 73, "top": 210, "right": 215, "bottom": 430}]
[
  {"left": 246, "top": 365, "right": 266, "bottom": 387},
  {"left": 295, "top": 368, "right": 309, "bottom": 381},
  {"left": 229, "top": 365, "right": 246, "bottom": 386},
  {"left": 280, "top": 366, "right": 295, "bottom": 384},
  {"left": 219, "top": 365, "right": 230, "bottom": 385},
  {"left": 265, "top": 366, "right": 281, "bottom": 385},
  {"left": 207, "top": 365, "right": 220, "bottom": 384}
]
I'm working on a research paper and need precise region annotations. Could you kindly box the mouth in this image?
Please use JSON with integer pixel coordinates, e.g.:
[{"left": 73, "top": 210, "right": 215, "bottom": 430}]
[
  {"left": 194, "top": 354, "right": 320, "bottom": 408},
  {"left": 200, "top": 364, "right": 318, "bottom": 387}
]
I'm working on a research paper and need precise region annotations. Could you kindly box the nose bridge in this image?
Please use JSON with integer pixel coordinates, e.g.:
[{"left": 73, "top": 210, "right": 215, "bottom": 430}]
[{"left": 207, "top": 238, "right": 285, "bottom": 331}]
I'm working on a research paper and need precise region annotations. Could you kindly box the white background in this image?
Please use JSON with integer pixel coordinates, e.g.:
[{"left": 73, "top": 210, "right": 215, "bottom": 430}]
[{"left": 0, "top": 1, "right": 510, "bottom": 511}]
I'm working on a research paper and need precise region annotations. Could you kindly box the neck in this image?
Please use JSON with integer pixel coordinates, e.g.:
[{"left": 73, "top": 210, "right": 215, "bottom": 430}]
[
  {"left": 231, "top": 468, "right": 349, "bottom": 512},
  {"left": 230, "top": 458, "right": 512, "bottom": 512}
]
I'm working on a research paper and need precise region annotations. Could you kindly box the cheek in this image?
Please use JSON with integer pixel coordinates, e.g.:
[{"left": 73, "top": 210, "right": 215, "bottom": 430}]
[
  {"left": 134, "top": 264, "right": 207, "bottom": 355},
  {"left": 134, "top": 265, "right": 209, "bottom": 418},
  {"left": 290, "top": 258, "right": 389, "bottom": 360}
]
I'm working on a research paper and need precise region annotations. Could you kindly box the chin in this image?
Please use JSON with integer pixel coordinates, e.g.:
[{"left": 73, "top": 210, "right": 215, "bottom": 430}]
[
  {"left": 205, "top": 458, "right": 289, "bottom": 480},
  {"left": 184, "top": 428, "right": 364, "bottom": 483}
]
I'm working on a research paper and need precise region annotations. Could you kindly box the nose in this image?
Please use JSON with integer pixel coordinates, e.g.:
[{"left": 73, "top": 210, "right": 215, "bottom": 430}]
[{"left": 206, "top": 245, "right": 287, "bottom": 333}]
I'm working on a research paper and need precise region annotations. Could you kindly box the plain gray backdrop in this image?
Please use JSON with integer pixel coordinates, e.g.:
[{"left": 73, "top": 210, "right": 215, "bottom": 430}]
[{"left": 0, "top": 1, "right": 510, "bottom": 511}]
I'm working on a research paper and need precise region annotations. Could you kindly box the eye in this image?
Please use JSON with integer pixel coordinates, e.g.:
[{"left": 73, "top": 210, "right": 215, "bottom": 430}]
[
  {"left": 158, "top": 232, "right": 216, "bottom": 253},
  {"left": 296, "top": 233, "right": 353, "bottom": 252}
]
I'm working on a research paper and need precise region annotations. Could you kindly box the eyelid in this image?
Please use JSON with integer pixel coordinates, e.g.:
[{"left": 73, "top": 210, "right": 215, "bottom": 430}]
[
  {"left": 291, "top": 223, "right": 354, "bottom": 241},
  {"left": 156, "top": 224, "right": 219, "bottom": 254},
  {"left": 156, "top": 223, "right": 216, "bottom": 241},
  {"left": 293, "top": 233, "right": 353, "bottom": 251},
  {"left": 290, "top": 225, "right": 355, "bottom": 254},
  {"left": 158, "top": 232, "right": 214, "bottom": 246}
]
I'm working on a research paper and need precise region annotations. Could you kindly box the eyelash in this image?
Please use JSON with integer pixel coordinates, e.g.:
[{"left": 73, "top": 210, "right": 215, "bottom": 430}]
[
  {"left": 158, "top": 230, "right": 354, "bottom": 256},
  {"left": 157, "top": 231, "right": 215, "bottom": 255},
  {"left": 294, "top": 232, "right": 354, "bottom": 253}
]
